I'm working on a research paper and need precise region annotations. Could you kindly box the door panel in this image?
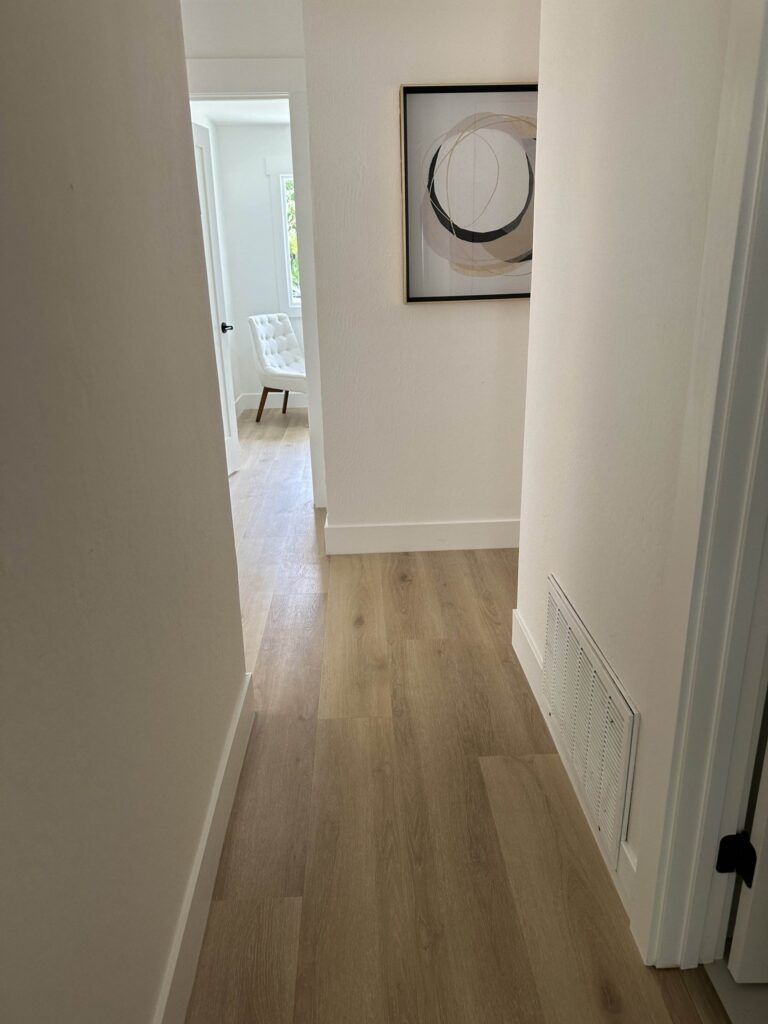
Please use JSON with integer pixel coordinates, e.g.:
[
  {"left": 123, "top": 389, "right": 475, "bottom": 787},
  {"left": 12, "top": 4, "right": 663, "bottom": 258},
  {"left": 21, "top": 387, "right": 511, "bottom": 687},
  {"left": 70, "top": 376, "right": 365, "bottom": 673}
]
[
  {"left": 192, "top": 122, "right": 240, "bottom": 475},
  {"left": 728, "top": 669, "right": 768, "bottom": 983}
]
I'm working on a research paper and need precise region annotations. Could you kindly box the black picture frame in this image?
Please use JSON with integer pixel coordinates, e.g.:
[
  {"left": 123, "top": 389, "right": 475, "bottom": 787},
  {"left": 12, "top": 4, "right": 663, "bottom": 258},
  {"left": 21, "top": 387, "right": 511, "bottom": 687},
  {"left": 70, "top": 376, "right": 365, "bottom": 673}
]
[{"left": 401, "top": 83, "right": 538, "bottom": 303}]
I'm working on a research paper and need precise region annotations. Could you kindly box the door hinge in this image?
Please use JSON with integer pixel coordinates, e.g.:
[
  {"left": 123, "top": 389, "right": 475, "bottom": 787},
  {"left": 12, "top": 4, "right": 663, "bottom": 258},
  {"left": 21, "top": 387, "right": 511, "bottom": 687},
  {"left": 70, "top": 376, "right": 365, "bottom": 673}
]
[{"left": 716, "top": 830, "right": 757, "bottom": 888}]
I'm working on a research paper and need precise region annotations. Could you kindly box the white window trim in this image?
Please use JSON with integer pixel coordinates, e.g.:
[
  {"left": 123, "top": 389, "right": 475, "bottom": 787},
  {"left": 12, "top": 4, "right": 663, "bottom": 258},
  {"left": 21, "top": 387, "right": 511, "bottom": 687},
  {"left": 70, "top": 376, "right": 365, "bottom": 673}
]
[{"left": 266, "top": 158, "right": 302, "bottom": 316}]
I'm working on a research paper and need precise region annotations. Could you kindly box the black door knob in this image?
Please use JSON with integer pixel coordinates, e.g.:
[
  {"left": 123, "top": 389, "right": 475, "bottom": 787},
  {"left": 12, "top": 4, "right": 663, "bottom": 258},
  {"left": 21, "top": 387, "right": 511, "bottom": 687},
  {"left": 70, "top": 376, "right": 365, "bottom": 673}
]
[{"left": 221, "top": 322, "right": 234, "bottom": 333}]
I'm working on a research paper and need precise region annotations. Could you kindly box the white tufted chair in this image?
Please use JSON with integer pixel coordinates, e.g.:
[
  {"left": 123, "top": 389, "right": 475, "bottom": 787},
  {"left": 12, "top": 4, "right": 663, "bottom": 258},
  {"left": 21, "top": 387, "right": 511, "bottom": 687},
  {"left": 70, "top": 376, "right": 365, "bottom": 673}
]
[{"left": 247, "top": 314, "right": 307, "bottom": 422}]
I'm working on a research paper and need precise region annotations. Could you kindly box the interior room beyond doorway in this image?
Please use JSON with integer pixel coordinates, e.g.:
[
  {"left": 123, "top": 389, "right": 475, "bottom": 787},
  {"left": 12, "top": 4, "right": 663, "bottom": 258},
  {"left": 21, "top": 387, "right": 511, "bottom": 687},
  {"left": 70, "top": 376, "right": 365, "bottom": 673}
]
[{"left": 190, "top": 97, "right": 310, "bottom": 479}]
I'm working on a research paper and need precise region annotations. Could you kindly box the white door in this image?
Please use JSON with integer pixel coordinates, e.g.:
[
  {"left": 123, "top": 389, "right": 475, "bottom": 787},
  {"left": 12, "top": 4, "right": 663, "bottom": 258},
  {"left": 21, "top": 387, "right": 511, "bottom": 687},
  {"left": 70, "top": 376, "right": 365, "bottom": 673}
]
[
  {"left": 192, "top": 123, "right": 240, "bottom": 475},
  {"left": 728, "top": 689, "right": 768, "bottom": 983}
]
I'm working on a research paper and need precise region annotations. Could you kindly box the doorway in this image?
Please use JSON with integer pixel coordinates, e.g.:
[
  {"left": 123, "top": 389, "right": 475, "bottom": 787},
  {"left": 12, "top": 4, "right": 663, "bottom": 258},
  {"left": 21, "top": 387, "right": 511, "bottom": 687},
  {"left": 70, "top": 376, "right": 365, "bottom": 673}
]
[
  {"left": 190, "top": 97, "right": 310, "bottom": 459},
  {"left": 188, "top": 84, "right": 326, "bottom": 510},
  {"left": 189, "top": 95, "right": 326, "bottom": 673}
]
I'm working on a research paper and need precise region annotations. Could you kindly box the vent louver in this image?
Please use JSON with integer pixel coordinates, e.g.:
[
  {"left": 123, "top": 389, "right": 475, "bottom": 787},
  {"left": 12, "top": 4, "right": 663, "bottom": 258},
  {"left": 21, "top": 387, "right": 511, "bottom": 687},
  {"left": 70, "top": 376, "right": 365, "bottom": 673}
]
[{"left": 542, "top": 576, "right": 638, "bottom": 869}]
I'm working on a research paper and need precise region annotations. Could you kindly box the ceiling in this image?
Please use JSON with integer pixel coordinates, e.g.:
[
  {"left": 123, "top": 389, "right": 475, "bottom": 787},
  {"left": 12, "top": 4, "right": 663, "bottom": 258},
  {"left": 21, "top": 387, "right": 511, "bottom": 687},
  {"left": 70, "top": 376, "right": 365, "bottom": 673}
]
[{"left": 190, "top": 98, "right": 291, "bottom": 127}]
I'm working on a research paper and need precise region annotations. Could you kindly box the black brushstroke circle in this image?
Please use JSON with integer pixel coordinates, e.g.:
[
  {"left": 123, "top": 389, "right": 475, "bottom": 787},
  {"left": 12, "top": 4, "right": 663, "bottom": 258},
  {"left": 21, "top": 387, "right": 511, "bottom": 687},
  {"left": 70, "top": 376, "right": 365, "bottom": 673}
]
[{"left": 427, "top": 145, "right": 534, "bottom": 244}]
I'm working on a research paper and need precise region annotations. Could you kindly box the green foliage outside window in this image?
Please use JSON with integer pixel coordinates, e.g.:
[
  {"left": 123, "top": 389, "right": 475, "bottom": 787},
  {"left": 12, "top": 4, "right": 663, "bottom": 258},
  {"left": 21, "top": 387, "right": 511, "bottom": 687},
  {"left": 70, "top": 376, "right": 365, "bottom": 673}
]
[{"left": 283, "top": 177, "right": 301, "bottom": 303}]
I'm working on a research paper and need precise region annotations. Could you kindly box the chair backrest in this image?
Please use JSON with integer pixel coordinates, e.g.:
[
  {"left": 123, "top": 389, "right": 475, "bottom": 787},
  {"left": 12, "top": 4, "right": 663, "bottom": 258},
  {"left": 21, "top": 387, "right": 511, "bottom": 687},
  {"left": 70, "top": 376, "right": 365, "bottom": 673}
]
[{"left": 247, "top": 314, "right": 304, "bottom": 378}]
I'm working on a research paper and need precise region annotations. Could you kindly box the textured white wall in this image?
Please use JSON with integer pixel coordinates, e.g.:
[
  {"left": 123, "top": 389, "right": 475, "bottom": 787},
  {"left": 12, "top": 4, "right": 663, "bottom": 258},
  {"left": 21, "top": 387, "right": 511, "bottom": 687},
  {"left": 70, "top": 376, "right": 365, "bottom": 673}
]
[
  {"left": 302, "top": 0, "right": 539, "bottom": 534},
  {"left": 0, "top": 2, "right": 245, "bottom": 1021},
  {"left": 181, "top": 0, "right": 304, "bottom": 59},
  {"left": 211, "top": 123, "right": 301, "bottom": 398},
  {"left": 516, "top": 0, "right": 731, "bottom": 952}
]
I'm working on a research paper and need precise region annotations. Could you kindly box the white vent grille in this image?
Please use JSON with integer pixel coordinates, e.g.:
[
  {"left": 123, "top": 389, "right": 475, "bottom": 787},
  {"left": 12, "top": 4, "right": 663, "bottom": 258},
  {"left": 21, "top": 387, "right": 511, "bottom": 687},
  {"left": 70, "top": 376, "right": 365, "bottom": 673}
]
[{"left": 542, "top": 576, "right": 638, "bottom": 868}]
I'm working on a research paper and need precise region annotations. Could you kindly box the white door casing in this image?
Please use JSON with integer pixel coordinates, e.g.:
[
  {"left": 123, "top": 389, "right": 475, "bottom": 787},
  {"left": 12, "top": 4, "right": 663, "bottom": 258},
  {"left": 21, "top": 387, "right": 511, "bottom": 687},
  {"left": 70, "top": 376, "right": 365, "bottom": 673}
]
[{"left": 192, "top": 122, "right": 240, "bottom": 476}]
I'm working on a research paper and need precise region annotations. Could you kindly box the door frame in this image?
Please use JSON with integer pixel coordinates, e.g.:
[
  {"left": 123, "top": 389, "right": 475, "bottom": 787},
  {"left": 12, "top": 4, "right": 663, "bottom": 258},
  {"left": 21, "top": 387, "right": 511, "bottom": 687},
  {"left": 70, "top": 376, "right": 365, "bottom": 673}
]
[
  {"left": 186, "top": 57, "right": 327, "bottom": 508},
  {"left": 646, "top": 0, "right": 768, "bottom": 969}
]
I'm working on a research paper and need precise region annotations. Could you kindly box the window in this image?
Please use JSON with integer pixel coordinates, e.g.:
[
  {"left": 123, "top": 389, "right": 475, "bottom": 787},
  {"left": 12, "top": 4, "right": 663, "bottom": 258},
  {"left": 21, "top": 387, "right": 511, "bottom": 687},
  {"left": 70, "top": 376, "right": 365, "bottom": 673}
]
[{"left": 280, "top": 175, "right": 301, "bottom": 307}]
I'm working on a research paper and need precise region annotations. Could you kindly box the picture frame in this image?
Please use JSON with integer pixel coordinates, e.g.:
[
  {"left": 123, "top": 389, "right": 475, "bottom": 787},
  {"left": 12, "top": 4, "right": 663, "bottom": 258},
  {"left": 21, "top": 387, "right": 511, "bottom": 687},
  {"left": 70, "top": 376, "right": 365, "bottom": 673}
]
[{"left": 401, "top": 84, "right": 538, "bottom": 302}]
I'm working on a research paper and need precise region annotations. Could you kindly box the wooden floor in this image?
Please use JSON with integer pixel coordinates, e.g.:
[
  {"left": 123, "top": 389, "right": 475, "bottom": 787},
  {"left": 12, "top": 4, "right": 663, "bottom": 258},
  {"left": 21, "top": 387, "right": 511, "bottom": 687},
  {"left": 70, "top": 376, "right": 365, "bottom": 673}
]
[{"left": 186, "top": 409, "right": 730, "bottom": 1024}]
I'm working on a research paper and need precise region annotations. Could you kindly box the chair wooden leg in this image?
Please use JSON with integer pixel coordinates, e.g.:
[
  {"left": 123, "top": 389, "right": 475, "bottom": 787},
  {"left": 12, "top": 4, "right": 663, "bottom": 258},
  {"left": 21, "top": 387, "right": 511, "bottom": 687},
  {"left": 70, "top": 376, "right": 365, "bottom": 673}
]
[
  {"left": 282, "top": 390, "right": 289, "bottom": 414},
  {"left": 255, "top": 387, "right": 270, "bottom": 423}
]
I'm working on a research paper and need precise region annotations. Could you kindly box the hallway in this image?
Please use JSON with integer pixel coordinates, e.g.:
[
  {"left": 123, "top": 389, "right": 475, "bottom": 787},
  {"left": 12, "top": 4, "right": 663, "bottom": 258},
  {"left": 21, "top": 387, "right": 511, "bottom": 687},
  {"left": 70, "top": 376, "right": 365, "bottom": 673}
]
[{"left": 186, "top": 410, "right": 728, "bottom": 1024}]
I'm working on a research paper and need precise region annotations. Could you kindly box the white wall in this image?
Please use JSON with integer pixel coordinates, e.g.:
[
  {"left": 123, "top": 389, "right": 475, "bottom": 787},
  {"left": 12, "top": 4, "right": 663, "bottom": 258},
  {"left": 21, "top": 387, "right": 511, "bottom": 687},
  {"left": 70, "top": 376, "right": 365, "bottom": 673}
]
[
  {"left": 0, "top": 3, "right": 246, "bottom": 1021},
  {"left": 514, "top": 0, "right": 731, "bottom": 955},
  {"left": 207, "top": 123, "right": 300, "bottom": 400},
  {"left": 302, "top": 0, "right": 539, "bottom": 552},
  {"left": 181, "top": 0, "right": 304, "bottom": 59}
]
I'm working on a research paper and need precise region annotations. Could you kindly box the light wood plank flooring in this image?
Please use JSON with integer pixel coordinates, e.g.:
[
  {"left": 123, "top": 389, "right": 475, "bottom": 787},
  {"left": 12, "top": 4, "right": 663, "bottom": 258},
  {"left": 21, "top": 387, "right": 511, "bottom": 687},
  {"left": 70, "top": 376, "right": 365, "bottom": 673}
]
[{"left": 185, "top": 409, "right": 730, "bottom": 1024}]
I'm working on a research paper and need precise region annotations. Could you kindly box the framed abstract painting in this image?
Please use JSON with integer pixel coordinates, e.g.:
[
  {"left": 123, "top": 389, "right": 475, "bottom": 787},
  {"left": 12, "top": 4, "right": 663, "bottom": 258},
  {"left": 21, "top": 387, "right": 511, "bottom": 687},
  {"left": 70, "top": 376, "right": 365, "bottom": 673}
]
[{"left": 401, "top": 84, "right": 537, "bottom": 301}]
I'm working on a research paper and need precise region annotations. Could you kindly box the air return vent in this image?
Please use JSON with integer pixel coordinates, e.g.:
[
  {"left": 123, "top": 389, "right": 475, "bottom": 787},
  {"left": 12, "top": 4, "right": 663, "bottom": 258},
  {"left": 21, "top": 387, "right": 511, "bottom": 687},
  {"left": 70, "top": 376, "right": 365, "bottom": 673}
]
[{"left": 542, "top": 576, "right": 638, "bottom": 869}]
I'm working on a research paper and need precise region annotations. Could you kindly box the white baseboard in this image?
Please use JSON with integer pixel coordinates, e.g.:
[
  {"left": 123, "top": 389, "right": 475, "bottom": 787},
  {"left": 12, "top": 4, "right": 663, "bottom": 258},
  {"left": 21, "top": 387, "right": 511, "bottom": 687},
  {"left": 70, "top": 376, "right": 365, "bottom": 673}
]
[
  {"left": 512, "top": 609, "right": 637, "bottom": 912},
  {"left": 324, "top": 517, "right": 520, "bottom": 555},
  {"left": 512, "top": 609, "right": 544, "bottom": 701},
  {"left": 236, "top": 391, "right": 308, "bottom": 416},
  {"left": 153, "top": 673, "right": 254, "bottom": 1024}
]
